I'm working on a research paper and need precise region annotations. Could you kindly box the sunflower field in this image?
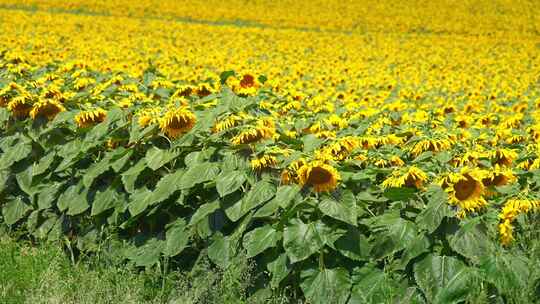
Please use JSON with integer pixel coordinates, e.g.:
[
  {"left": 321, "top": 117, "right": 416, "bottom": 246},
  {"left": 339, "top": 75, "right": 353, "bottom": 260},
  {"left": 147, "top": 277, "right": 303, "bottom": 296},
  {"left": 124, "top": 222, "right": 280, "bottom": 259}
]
[{"left": 1, "top": 1, "right": 540, "bottom": 303}]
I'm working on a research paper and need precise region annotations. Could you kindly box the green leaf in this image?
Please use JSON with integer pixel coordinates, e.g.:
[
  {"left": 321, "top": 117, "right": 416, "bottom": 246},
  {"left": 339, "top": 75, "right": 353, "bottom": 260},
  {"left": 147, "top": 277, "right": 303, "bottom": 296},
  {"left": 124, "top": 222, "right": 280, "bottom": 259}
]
[
  {"left": 219, "top": 70, "right": 236, "bottom": 84},
  {"left": 416, "top": 186, "right": 451, "bottom": 233},
  {"left": 319, "top": 190, "right": 357, "bottom": 226},
  {"left": 111, "top": 149, "right": 133, "bottom": 172},
  {"left": 283, "top": 219, "right": 326, "bottom": 263},
  {"left": 242, "top": 225, "right": 280, "bottom": 258},
  {"left": 478, "top": 252, "right": 530, "bottom": 298},
  {"left": 300, "top": 267, "right": 351, "bottom": 304},
  {"left": 83, "top": 155, "right": 112, "bottom": 188},
  {"left": 414, "top": 254, "right": 475, "bottom": 304},
  {"left": 179, "top": 162, "right": 220, "bottom": 190},
  {"left": 349, "top": 264, "right": 399, "bottom": 304},
  {"left": 125, "top": 238, "right": 165, "bottom": 267},
  {"left": 145, "top": 147, "right": 180, "bottom": 171},
  {"left": 334, "top": 227, "right": 370, "bottom": 261},
  {"left": 2, "top": 198, "right": 32, "bottom": 225},
  {"left": 16, "top": 166, "right": 36, "bottom": 196},
  {"left": 224, "top": 180, "right": 275, "bottom": 222},
  {"left": 363, "top": 212, "right": 418, "bottom": 259},
  {"left": 271, "top": 184, "right": 301, "bottom": 208},
  {"left": 32, "top": 152, "right": 56, "bottom": 176},
  {"left": 90, "top": 187, "right": 118, "bottom": 216},
  {"left": 128, "top": 188, "right": 153, "bottom": 216},
  {"left": 267, "top": 253, "right": 291, "bottom": 289},
  {"left": 189, "top": 200, "right": 220, "bottom": 225},
  {"left": 36, "top": 182, "right": 62, "bottom": 210},
  {"left": 150, "top": 170, "right": 184, "bottom": 203},
  {"left": 449, "top": 219, "right": 494, "bottom": 265},
  {"left": 383, "top": 187, "right": 416, "bottom": 201},
  {"left": 216, "top": 170, "right": 246, "bottom": 197},
  {"left": 57, "top": 182, "right": 88, "bottom": 215},
  {"left": 0, "top": 138, "right": 32, "bottom": 169},
  {"left": 207, "top": 233, "right": 234, "bottom": 269},
  {"left": 121, "top": 159, "right": 147, "bottom": 193},
  {"left": 302, "top": 134, "right": 324, "bottom": 153},
  {"left": 164, "top": 219, "right": 189, "bottom": 257}
]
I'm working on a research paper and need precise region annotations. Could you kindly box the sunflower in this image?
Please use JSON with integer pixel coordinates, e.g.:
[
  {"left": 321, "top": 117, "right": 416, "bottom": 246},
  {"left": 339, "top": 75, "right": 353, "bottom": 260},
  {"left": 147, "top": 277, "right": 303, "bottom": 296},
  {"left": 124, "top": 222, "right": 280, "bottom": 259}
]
[
  {"left": 281, "top": 159, "right": 307, "bottom": 185},
  {"left": 297, "top": 161, "right": 340, "bottom": 192},
  {"left": 409, "top": 136, "right": 455, "bottom": 156},
  {"left": 482, "top": 165, "right": 515, "bottom": 188},
  {"left": 7, "top": 95, "right": 32, "bottom": 119},
  {"left": 382, "top": 166, "right": 428, "bottom": 189},
  {"left": 498, "top": 197, "right": 540, "bottom": 246},
  {"left": 159, "top": 107, "right": 197, "bottom": 139},
  {"left": 251, "top": 155, "right": 278, "bottom": 171},
  {"left": 29, "top": 99, "right": 66, "bottom": 120},
  {"left": 231, "top": 118, "right": 275, "bottom": 145},
  {"left": 74, "top": 108, "right": 107, "bottom": 128},
  {"left": 490, "top": 148, "right": 517, "bottom": 167},
  {"left": 137, "top": 107, "right": 160, "bottom": 128},
  {"left": 439, "top": 167, "right": 488, "bottom": 216},
  {"left": 212, "top": 113, "right": 250, "bottom": 133}
]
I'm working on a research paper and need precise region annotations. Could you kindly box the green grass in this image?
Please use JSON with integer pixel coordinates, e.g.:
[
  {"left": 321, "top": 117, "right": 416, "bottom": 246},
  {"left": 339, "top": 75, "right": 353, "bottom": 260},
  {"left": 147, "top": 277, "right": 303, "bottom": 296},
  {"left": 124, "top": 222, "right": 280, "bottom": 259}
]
[{"left": 0, "top": 236, "right": 295, "bottom": 304}]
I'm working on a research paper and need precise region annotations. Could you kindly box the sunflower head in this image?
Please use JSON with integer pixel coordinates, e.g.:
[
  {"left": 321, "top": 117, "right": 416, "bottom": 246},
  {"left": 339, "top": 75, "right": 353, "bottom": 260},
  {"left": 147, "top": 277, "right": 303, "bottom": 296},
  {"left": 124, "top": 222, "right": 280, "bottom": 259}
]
[
  {"left": 440, "top": 168, "right": 488, "bottom": 216},
  {"left": 74, "top": 108, "right": 107, "bottom": 128},
  {"left": 297, "top": 161, "right": 340, "bottom": 193},
  {"left": 159, "top": 107, "right": 196, "bottom": 139},
  {"left": 7, "top": 96, "right": 32, "bottom": 119},
  {"left": 29, "top": 99, "right": 66, "bottom": 120},
  {"left": 231, "top": 118, "right": 276, "bottom": 145}
]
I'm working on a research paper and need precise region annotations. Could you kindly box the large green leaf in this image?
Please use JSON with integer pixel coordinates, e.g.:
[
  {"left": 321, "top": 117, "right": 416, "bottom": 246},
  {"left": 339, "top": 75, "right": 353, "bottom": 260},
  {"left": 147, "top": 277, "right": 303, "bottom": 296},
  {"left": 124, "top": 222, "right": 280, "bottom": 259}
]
[
  {"left": 179, "top": 162, "right": 220, "bottom": 190},
  {"left": 414, "top": 254, "right": 475, "bottom": 304},
  {"left": 478, "top": 252, "right": 530, "bottom": 299},
  {"left": 128, "top": 188, "right": 153, "bottom": 216},
  {"left": 224, "top": 180, "right": 275, "bottom": 222},
  {"left": 415, "top": 186, "right": 451, "bottom": 233},
  {"left": 267, "top": 253, "right": 291, "bottom": 289},
  {"left": 32, "top": 152, "right": 56, "bottom": 176},
  {"left": 349, "top": 264, "right": 400, "bottom": 304},
  {"left": 83, "top": 155, "right": 113, "bottom": 188},
  {"left": 383, "top": 187, "right": 416, "bottom": 201},
  {"left": 16, "top": 166, "right": 36, "bottom": 197},
  {"left": 125, "top": 238, "right": 165, "bottom": 267},
  {"left": 164, "top": 219, "right": 189, "bottom": 257},
  {"left": 334, "top": 227, "right": 371, "bottom": 261},
  {"left": 207, "top": 233, "right": 234, "bottom": 269},
  {"left": 283, "top": 219, "right": 326, "bottom": 263},
  {"left": 300, "top": 267, "right": 351, "bottom": 304},
  {"left": 242, "top": 225, "right": 281, "bottom": 258},
  {"left": 189, "top": 199, "right": 220, "bottom": 225},
  {"left": 319, "top": 190, "right": 357, "bottom": 226},
  {"left": 363, "top": 212, "right": 418, "bottom": 259},
  {"left": 90, "top": 187, "right": 118, "bottom": 216},
  {"left": 216, "top": 170, "right": 246, "bottom": 197},
  {"left": 121, "top": 159, "right": 147, "bottom": 193},
  {"left": 2, "top": 198, "right": 32, "bottom": 225},
  {"left": 448, "top": 218, "right": 494, "bottom": 265},
  {"left": 145, "top": 147, "right": 180, "bottom": 171},
  {"left": 57, "top": 182, "right": 89, "bottom": 215},
  {"left": 150, "top": 170, "right": 184, "bottom": 203},
  {"left": 0, "top": 138, "right": 32, "bottom": 169}
]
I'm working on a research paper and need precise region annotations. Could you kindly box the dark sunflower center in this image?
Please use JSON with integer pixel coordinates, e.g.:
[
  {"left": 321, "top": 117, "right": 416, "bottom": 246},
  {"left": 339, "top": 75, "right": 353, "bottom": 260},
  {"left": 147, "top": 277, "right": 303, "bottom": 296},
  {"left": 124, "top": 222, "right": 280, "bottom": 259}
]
[
  {"left": 307, "top": 167, "right": 332, "bottom": 185},
  {"left": 454, "top": 176, "right": 479, "bottom": 200},
  {"left": 240, "top": 75, "right": 255, "bottom": 88},
  {"left": 169, "top": 116, "right": 189, "bottom": 129}
]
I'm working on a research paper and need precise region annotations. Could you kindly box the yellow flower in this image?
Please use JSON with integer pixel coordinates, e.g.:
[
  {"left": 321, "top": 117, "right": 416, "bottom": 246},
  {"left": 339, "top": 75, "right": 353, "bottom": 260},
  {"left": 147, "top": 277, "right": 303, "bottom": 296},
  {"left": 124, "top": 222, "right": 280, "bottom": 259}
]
[
  {"left": 74, "top": 108, "right": 107, "bottom": 128},
  {"left": 439, "top": 167, "right": 488, "bottom": 216},
  {"left": 381, "top": 166, "right": 428, "bottom": 189},
  {"left": 231, "top": 118, "right": 275, "bottom": 145},
  {"left": 7, "top": 95, "right": 33, "bottom": 119},
  {"left": 251, "top": 155, "right": 278, "bottom": 171},
  {"left": 297, "top": 161, "right": 340, "bottom": 193},
  {"left": 159, "top": 107, "right": 197, "bottom": 139},
  {"left": 29, "top": 99, "right": 66, "bottom": 120},
  {"left": 498, "top": 197, "right": 540, "bottom": 246}
]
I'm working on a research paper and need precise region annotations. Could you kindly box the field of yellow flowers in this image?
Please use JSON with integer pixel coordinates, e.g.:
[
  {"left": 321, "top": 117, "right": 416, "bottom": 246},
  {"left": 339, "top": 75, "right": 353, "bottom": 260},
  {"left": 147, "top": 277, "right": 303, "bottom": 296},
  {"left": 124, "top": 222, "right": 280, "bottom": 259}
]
[{"left": 1, "top": 1, "right": 540, "bottom": 303}]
